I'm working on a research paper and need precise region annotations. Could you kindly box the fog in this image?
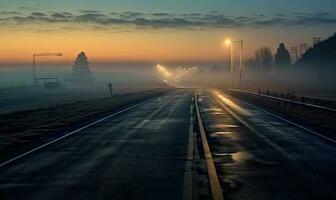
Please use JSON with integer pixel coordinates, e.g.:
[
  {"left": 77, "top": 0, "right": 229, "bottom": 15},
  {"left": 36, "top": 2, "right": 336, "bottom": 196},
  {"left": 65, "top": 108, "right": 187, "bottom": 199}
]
[
  {"left": 0, "top": 63, "right": 163, "bottom": 114},
  {"left": 174, "top": 64, "right": 336, "bottom": 99},
  {"left": 1, "top": 61, "right": 336, "bottom": 115},
  {"left": 242, "top": 67, "right": 336, "bottom": 97}
]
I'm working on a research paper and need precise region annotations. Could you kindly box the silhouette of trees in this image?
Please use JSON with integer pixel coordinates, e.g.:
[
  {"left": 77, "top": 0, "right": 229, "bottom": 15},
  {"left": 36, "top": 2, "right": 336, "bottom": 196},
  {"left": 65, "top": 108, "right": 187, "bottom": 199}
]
[
  {"left": 296, "top": 32, "right": 336, "bottom": 69},
  {"left": 244, "top": 47, "right": 273, "bottom": 73},
  {"left": 71, "top": 52, "right": 94, "bottom": 83},
  {"left": 254, "top": 47, "right": 273, "bottom": 71},
  {"left": 274, "top": 43, "right": 291, "bottom": 68}
]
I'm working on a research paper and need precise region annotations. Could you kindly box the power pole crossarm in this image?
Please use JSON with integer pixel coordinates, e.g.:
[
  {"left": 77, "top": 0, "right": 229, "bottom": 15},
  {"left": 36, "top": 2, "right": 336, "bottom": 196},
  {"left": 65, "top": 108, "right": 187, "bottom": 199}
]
[
  {"left": 32, "top": 52, "right": 62, "bottom": 85},
  {"left": 33, "top": 53, "right": 62, "bottom": 57}
]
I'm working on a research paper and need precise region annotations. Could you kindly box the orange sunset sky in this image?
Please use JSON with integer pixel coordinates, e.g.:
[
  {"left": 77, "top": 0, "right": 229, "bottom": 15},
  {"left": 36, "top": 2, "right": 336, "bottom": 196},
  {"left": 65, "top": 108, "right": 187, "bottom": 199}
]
[{"left": 0, "top": 0, "right": 335, "bottom": 64}]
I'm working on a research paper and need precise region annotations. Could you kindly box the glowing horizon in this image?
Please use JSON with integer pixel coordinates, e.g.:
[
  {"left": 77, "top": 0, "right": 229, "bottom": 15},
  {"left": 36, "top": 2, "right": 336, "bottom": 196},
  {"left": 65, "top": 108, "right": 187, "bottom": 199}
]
[{"left": 0, "top": 1, "right": 335, "bottom": 64}]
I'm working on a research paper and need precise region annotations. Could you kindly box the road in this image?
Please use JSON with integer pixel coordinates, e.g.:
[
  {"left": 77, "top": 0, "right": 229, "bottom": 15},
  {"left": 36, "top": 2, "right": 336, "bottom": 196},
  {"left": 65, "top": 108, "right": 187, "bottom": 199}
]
[
  {"left": 198, "top": 89, "right": 336, "bottom": 200},
  {"left": 0, "top": 89, "right": 194, "bottom": 200},
  {"left": 1, "top": 88, "right": 336, "bottom": 200}
]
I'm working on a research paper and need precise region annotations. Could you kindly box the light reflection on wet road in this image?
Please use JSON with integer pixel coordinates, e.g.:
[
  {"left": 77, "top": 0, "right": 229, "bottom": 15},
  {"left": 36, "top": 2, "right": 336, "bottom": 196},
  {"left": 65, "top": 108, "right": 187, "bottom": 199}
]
[{"left": 198, "top": 89, "right": 336, "bottom": 200}]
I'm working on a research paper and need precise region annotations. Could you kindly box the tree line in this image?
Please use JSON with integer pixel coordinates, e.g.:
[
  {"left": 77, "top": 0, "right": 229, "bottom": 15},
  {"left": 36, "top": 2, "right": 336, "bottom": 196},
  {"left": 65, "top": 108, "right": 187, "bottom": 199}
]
[
  {"left": 245, "top": 32, "right": 336, "bottom": 72},
  {"left": 245, "top": 43, "right": 291, "bottom": 72}
]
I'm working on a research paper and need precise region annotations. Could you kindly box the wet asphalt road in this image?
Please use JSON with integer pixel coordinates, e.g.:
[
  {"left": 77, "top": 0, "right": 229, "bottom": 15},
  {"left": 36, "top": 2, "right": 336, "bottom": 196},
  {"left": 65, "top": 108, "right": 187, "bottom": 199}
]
[
  {"left": 0, "top": 89, "right": 193, "bottom": 200},
  {"left": 1, "top": 88, "right": 336, "bottom": 200},
  {"left": 198, "top": 89, "right": 336, "bottom": 200}
]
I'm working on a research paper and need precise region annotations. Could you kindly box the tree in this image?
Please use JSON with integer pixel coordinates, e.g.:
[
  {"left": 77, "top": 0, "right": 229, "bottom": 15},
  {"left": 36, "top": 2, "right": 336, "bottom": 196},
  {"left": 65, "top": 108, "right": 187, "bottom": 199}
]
[
  {"left": 245, "top": 58, "right": 257, "bottom": 72},
  {"left": 71, "top": 52, "right": 94, "bottom": 83},
  {"left": 254, "top": 47, "right": 273, "bottom": 70},
  {"left": 296, "top": 32, "right": 336, "bottom": 69},
  {"left": 274, "top": 43, "right": 291, "bottom": 68}
]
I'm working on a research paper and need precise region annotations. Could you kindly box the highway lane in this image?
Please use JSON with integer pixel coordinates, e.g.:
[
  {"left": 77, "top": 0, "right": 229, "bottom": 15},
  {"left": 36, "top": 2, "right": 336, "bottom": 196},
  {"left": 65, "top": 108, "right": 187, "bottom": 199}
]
[
  {"left": 0, "top": 89, "right": 194, "bottom": 200},
  {"left": 198, "top": 89, "right": 336, "bottom": 200}
]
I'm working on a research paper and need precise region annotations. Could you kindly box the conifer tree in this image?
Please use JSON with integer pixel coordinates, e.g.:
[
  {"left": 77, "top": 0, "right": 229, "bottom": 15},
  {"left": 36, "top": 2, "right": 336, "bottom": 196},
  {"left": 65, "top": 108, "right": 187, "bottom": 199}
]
[{"left": 71, "top": 52, "right": 94, "bottom": 82}]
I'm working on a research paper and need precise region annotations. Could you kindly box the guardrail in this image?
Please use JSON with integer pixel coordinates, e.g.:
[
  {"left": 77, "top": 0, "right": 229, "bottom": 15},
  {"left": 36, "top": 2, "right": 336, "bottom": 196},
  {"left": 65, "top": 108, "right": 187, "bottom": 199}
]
[{"left": 228, "top": 89, "right": 336, "bottom": 113}]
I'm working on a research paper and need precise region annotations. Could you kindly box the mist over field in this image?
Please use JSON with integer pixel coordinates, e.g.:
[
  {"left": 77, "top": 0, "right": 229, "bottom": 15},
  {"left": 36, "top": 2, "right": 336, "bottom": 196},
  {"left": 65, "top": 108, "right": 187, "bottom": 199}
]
[
  {"left": 0, "top": 63, "right": 159, "bottom": 87},
  {"left": 0, "top": 63, "right": 166, "bottom": 114}
]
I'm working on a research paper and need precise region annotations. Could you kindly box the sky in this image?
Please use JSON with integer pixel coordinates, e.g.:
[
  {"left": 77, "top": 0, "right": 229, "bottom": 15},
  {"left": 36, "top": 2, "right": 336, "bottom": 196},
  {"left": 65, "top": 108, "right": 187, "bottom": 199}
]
[{"left": 0, "top": 0, "right": 335, "bottom": 64}]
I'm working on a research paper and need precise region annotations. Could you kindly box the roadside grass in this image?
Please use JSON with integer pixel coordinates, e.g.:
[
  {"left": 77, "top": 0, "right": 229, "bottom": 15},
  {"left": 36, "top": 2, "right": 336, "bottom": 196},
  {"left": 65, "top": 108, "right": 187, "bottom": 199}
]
[{"left": 0, "top": 88, "right": 172, "bottom": 152}]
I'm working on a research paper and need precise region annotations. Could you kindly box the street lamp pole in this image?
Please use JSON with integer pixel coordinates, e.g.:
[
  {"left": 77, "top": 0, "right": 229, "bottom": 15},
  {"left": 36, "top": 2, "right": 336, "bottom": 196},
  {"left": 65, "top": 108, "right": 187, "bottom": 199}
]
[
  {"left": 225, "top": 39, "right": 244, "bottom": 88},
  {"left": 238, "top": 40, "right": 243, "bottom": 88},
  {"left": 231, "top": 40, "right": 244, "bottom": 88},
  {"left": 33, "top": 54, "right": 37, "bottom": 85},
  {"left": 224, "top": 39, "right": 234, "bottom": 87},
  {"left": 230, "top": 43, "right": 234, "bottom": 74},
  {"left": 32, "top": 53, "right": 62, "bottom": 85}
]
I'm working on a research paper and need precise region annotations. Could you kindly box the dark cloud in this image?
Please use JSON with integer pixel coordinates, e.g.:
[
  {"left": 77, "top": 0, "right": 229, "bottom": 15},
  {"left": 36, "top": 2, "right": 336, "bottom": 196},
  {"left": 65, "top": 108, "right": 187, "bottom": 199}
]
[
  {"left": 1, "top": 10, "right": 336, "bottom": 31},
  {"left": 30, "top": 12, "right": 47, "bottom": 17},
  {"left": 152, "top": 13, "right": 171, "bottom": 17},
  {"left": 0, "top": 11, "right": 21, "bottom": 15},
  {"left": 119, "top": 11, "right": 144, "bottom": 18},
  {"left": 274, "top": 13, "right": 288, "bottom": 17},
  {"left": 51, "top": 13, "right": 68, "bottom": 19},
  {"left": 254, "top": 18, "right": 288, "bottom": 26},
  {"left": 78, "top": 10, "right": 102, "bottom": 14},
  {"left": 75, "top": 13, "right": 108, "bottom": 21}
]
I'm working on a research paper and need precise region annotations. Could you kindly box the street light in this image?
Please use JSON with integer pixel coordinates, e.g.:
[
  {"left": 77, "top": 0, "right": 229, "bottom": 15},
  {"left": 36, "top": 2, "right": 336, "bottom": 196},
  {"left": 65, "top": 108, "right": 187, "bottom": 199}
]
[
  {"left": 236, "top": 40, "right": 243, "bottom": 88},
  {"left": 224, "top": 39, "right": 234, "bottom": 74},
  {"left": 33, "top": 53, "right": 62, "bottom": 85},
  {"left": 224, "top": 39, "right": 244, "bottom": 88}
]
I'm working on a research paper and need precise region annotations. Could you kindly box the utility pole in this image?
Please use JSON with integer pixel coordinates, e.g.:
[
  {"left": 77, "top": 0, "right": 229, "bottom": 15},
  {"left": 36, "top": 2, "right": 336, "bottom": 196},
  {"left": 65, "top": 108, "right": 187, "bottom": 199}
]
[
  {"left": 237, "top": 40, "right": 243, "bottom": 88},
  {"left": 32, "top": 53, "right": 62, "bottom": 85},
  {"left": 225, "top": 40, "right": 234, "bottom": 87},
  {"left": 224, "top": 39, "right": 244, "bottom": 88},
  {"left": 230, "top": 43, "right": 234, "bottom": 74},
  {"left": 33, "top": 54, "right": 37, "bottom": 85},
  {"left": 291, "top": 46, "right": 298, "bottom": 62},
  {"left": 108, "top": 82, "right": 113, "bottom": 97},
  {"left": 299, "top": 43, "right": 307, "bottom": 57},
  {"left": 313, "top": 37, "right": 321, "bottom": 46}
]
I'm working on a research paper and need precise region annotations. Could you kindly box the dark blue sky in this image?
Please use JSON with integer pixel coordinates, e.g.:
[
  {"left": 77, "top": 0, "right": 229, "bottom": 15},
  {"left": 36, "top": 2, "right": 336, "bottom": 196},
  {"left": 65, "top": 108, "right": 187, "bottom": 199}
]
[{"left": 1, "top": 0, "right": 335, "bottom": 14}]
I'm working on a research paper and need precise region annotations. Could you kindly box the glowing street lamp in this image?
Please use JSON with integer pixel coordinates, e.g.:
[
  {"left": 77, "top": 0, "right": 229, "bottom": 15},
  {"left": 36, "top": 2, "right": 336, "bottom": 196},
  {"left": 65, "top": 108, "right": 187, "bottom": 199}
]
[
  {"left": 237, "top": 40, "right": 243, "bottom": 88},
  {"left": 224, "top": 39, "right": 231, "bottom": 46},
  {"left": 156, "top": 64, "right": 172, "bottom": 78},
  {"left": 223, "top": 38, "right": 244, "bottom": 88},
  {"left": 224, "top": 39, "right": 234, "bottom": 74}
]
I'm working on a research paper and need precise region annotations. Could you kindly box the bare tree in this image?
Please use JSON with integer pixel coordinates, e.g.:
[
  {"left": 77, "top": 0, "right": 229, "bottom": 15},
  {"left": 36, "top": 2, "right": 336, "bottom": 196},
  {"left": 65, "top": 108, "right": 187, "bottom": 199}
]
[{"left": 254, "top": 47, "right": 273, "bottom": 71}]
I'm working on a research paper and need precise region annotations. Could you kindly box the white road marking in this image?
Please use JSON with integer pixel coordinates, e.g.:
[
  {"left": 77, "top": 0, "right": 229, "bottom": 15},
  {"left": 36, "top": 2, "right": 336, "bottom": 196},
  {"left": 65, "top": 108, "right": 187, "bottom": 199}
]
[
  {"left": 134, "top": 101, "right": 169, "bottom": 129},
  {"left": 187, "top": 109, "right": 194, "bottom": 161},
  {"left": 0, "top": 99, "right": 155, "bottom": 168},
  {"left": 183, "top": 104, "right": 194, "bottom": 200},
  {"left": 227, "top": 93, "right": 336, "bottom": 144}
]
